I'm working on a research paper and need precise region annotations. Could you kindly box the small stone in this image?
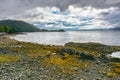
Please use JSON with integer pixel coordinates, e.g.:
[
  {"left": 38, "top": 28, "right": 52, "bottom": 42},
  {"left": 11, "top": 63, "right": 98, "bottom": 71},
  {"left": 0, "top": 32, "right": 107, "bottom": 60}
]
[
  {"left": 73, "top": 67, "right": 79, "bottom": 71},
  {"left": 96, "top": 77, "right": 102, "bottom": 80}
]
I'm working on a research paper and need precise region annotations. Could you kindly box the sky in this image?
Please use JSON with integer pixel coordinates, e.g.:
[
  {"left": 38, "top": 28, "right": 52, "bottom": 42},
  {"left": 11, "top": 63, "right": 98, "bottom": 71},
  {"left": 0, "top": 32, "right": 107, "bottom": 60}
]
[{"left": 0, "top": 0, "right": 120, "bottom": 30}]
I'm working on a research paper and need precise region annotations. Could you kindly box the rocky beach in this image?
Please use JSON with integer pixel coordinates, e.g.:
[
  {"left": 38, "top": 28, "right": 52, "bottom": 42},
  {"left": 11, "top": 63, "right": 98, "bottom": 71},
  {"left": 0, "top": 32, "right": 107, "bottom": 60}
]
[{"left": 0, "top": 35, "right": 120, "bottom": 80}]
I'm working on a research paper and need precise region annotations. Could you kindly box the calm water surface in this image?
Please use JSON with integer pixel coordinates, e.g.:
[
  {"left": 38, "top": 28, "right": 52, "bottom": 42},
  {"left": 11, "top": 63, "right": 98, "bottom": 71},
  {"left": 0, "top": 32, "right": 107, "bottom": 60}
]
[{"left": 11, "top": 31, "right": 120, "bottom": 46}]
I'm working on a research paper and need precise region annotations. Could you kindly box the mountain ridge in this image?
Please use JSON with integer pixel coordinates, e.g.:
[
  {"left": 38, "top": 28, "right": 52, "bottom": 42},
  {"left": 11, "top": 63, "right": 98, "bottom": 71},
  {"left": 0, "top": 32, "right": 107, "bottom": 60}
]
[{"left": 0, "top": 20, "right": 40, "bottom": 32}]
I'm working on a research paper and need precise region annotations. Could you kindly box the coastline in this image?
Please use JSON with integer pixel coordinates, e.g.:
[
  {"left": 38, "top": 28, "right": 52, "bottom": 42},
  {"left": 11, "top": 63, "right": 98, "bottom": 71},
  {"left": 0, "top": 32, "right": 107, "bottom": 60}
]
[{"left": 0, "top": 35, "right": 120, "bottom": 79}]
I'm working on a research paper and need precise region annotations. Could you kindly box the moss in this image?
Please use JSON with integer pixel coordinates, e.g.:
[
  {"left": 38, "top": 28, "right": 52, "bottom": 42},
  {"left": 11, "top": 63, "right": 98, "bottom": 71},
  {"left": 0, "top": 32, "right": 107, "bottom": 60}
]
[
  {"left": 65, "top": 42, "right": 120, "bottom": 57},
  {"left": 106, "top": 72, "right": 117, "bottom": 77},
  {"left": 41, "top": 53, "right": 94, "bottom": 74},
  {"left": 0, "top": 40, "right": 62, "bottom": 58},
  {"left": 114, "top": 63, "right": 120, "bottom": 67},
  {"left": 27, "top": 53, "right": 41, "bottom": 58},
  {"left": 59, "top": 48, "right": 96, "bottom": 60},
  {"left": 106, "top": 62, "right": 120, "bottom": 77},
  {"left": 0, "top": 54, "right": 20, "bottom": 63},
  {"left": 114, "top": 68, "right": 120, "bottom": 73}
]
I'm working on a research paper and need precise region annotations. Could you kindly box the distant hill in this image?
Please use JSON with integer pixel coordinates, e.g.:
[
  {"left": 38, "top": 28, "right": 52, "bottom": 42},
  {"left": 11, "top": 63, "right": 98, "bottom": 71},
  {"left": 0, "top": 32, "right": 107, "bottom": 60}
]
[
  {"left": 109, "top": 27, "right": 120, "bottom": 31},
  {"left": 0, "top": 20, "right": 40, "bottom": 32},
  {"left": 75, "top": 27, "right": 120, "bottom": 31}
]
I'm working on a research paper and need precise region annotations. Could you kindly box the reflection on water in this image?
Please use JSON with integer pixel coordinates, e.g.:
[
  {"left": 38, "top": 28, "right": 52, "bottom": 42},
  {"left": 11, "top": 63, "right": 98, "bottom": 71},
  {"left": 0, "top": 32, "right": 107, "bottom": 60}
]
[{"left": 11, "top": 31, "right": 120, "bottom": 46}]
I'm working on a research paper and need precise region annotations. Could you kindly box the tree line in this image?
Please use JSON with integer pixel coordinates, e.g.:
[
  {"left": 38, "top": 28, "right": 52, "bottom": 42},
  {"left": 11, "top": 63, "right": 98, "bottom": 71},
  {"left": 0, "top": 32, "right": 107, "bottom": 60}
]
[
  {"left": 0, "top": 26, "right": 18, "bottom": 33},
  {"left": 0, "top": 26, "right": 65, "bottom": 33}
]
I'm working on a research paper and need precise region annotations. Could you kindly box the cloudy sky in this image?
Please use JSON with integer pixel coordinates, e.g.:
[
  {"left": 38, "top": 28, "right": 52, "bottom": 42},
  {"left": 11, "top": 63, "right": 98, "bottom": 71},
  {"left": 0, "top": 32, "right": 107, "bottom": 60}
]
[{"left": 0, "top": 0, "right": 120, "bottom": 30}]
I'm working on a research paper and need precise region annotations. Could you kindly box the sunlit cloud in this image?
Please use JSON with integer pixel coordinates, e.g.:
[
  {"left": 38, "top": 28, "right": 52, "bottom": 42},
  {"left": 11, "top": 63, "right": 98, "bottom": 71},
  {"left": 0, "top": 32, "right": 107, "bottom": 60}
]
[{"left": 9, "top": 5, "right": 120, "bottom": 30}]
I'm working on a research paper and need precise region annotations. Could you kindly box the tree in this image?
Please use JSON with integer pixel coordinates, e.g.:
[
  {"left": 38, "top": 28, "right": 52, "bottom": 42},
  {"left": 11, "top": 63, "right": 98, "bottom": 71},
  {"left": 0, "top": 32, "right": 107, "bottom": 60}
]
[
  {"left": 0, "top": 26, "right": 12, "bottom": 33},
  {"left": 9, "top": 28, "right": 18, "bottom": 33},
  {"left": 4, "top": 26, "right": 11, "bottom": 33},
  {"left": 0, "top": 26, "right": 5, "bottom": 32}
]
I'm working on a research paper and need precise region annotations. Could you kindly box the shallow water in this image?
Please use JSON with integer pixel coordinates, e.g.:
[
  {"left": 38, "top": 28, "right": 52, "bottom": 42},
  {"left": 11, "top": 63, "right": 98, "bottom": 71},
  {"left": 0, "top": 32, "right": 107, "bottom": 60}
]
[
  {"left": 111, "top": 52, "right": 120, "bottom": 58},
  {"left": 11, "top": 31, "right": 120, "bottom": 46}
]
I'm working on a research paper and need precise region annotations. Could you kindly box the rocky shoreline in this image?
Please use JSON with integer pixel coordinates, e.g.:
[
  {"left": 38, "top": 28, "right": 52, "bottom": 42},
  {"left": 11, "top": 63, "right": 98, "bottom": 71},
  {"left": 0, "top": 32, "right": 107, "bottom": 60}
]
[{"left": 0, "top": 35, "right": 120, "bottom": 80}]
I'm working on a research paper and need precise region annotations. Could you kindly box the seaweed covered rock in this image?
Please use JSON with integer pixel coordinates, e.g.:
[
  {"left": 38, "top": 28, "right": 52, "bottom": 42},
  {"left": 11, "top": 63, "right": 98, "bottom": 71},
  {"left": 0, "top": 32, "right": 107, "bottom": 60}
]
[{"left": 59, "top": 48, "right": 96, "bottom": 61}]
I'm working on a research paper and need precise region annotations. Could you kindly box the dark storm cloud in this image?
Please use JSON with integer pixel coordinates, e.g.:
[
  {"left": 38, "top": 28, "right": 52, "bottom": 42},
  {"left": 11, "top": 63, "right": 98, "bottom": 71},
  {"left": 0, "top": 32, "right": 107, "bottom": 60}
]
[
  {"left": 106, "top": 12, "right": 120, "bottom": 25},
  {"left": 0, "top": 0, "right": 120, "bottom": 18},
  {"left": 15, "top": 0, "right": 120, "bottom": 10},
  {"left": 100, "top": 8, "right": 120, "bottom": 27}
]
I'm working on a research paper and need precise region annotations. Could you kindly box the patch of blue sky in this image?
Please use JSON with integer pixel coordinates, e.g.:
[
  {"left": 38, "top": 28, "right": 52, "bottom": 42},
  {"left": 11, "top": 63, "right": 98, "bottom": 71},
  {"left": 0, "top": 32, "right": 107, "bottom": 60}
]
[
  {"left": 51, "top": 10, "right": 60, "bottom": 14},
  {"left": 79, "top": 23, "right": 89, "bottom": 26}
]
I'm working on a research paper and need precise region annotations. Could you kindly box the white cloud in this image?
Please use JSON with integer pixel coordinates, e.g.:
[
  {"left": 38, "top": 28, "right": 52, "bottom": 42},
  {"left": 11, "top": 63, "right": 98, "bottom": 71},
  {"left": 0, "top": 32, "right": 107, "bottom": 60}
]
[{"left": 11, "top": 6, "right": 120, "bottom": 30}]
